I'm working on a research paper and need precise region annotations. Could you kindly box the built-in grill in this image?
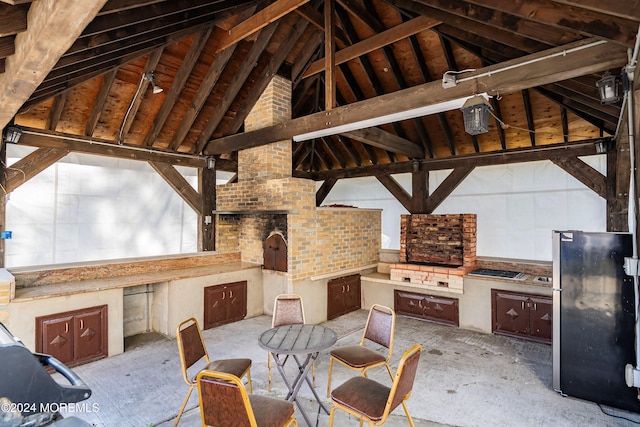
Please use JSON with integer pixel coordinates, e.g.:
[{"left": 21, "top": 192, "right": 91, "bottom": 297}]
[
  {"left": 0, "top": 322, "right": 92, "bottom": 427},
  {"left": 469, "top": 268, "right": 526, "bottom": 280}
]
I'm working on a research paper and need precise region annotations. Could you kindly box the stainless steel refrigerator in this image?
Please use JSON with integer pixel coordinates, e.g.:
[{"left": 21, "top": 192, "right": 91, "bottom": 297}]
[{"left": 552, "top": 231, "right": 640, "bottom": 412}]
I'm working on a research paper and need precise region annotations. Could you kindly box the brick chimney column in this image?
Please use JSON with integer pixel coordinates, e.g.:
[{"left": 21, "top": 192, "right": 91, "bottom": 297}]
[{"left": 240, "top": 75, "right": 292, "bottom": 182}]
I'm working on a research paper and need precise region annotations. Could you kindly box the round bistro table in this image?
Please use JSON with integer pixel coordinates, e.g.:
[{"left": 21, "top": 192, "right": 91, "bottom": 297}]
[{"left": 258, "top": 324, "right": 337, "bottom": 427}]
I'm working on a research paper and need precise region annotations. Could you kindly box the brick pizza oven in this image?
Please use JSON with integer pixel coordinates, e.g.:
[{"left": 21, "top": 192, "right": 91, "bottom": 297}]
[
  {"left": 215, "top": 76, "right": 380, "bottom": 314},
  {"left": 389, "top": 214, "right": 477, "bottom": 293}
]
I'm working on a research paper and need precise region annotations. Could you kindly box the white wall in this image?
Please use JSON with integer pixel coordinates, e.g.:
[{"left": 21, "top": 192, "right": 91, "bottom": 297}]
[
  {"left": 5, "top": 146, "right": 199, "bottom": 267},
  {"left": 319, "top": 156, "right": 607, "bottom": 261}
]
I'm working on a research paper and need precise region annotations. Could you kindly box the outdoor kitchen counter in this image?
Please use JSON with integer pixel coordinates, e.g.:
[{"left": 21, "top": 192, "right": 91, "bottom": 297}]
[
  {"left": 9, "top": 252, "right": 260, "bottom": 302},
  {"left": 11, "top": 262, "right": 261, "bottom": 301}
]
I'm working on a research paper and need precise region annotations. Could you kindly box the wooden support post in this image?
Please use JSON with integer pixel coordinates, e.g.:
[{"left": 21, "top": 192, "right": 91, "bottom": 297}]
[
  {"left": 324, "top": 0, "right": 335, "bottom": 110},
  {"left": 201, "top": 163, "right": 216, "bottom": 251},
  {"left": 411, "top": 168, "right": 428, "bottom": 213}
]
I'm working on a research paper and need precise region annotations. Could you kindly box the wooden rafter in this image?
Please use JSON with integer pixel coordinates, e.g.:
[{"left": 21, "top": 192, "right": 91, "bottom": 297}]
[
  {"left": 5, "top": 147, "right": 69, "bottom": 192},
  {"left": 193, "top": 20, "right": 280, "bottom": 154},
  {"left": 85, "top": 69, "right": 117, "bottom": 136},
  {"left": 0, "top": 0, "right": 108, "bottom": 129},
  {"left": 316, "top": 177, "right": 337, "bottom": 206},
  {"left": 425, "top": 166, "right": 474, "bottom": 213},
  {"left": 302, "top": 14, "right": 439, "bottom": 78},
  {"left": 144, "top": 26, "right": 213, "bottom": 147},
  {"left": 342, "top": 128, "right": 424, "bottom": 158},
  {"left": 551, "top": 156, "right": 607, "bottom": 198},
  {"left": 215, "top": 0, "right": 310, "bottom": 52},
  {"left": 207, "top": 39, "right": 627, "bottom": 155},
  {"left": 376, "top": 173, "right": 412, "bottom": 212}
]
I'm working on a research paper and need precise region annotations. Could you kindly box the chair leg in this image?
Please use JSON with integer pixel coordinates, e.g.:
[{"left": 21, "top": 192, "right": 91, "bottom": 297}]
[
  {"left": 246, "top": 368, "right": 253, "bottom": 393},
  {"left": 173, "top": 385, "right": 193, "bottom": 427},
  {"left": 384, "top": 362, "right": 394, "bottom": 381},
  {"left": 312, "top": 361, "right": 316, "bottom": 387},
  {"left": 326, "top": 357, "right": 334, "bottom": 398},
  {"left": 328, "top": 406, "right": 338, "bottom": 427},
  {"left": 401, "top": 401, "right": 415, "bottom": 427},
  {"left": 268, "top": 353, "right": 272, "bottom": 392}
]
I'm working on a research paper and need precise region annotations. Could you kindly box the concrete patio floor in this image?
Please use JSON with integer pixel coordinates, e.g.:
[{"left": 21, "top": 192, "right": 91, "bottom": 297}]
[{"left": 58, "top": 310, "right": 640, "bottom": 426}]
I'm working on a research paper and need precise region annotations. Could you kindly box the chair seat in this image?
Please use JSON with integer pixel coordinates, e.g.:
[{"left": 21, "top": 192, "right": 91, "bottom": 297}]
[
  {"left": 191, "top": 358, "right": 252, "bottom": 382},
  {"left": 331, "top": 376, "right": 390, "bottom": 422},
  {"left": 249, "top": 394, "right": 295, "bottom": 426},
  {"left": 330, "top": 345, "right": 387, "bottom": 368}
]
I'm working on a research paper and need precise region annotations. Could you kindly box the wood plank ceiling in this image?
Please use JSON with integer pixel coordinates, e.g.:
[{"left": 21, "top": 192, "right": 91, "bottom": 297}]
[{"left": 1, "top": 0, "right": 636, "bottom": 188}]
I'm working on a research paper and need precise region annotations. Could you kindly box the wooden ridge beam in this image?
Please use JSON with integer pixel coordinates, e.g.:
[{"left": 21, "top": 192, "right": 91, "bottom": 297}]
[
  {"left": 302, "top": 15, "right": 439, "bottom": 78},
  {"left": 207, "top": 39, "right": 626, "bottom": 155}
]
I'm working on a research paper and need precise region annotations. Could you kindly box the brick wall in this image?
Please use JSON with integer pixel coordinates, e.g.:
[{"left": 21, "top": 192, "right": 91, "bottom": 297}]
[
  {"left": 216, "top": 75, "right": 381, "bottom": 280},
  {"left": 400, "top": 214, "right": 477, "bottom": 267}
]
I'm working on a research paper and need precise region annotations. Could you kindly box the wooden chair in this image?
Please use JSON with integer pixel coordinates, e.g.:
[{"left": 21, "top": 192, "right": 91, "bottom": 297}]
[
  {"left": 268, "top": 293, "right": 315, "bottom": 391},
  {"left": 327, "top": 304, "right": 395, "bottom": 397},
  {"left": 197, "top": 370, "right": 298, "bottom": 427},
  {"left": 328, "top": 344, "right": 423, "bottom": 427},
  {"left": 175, "top": 317, "right": 252, "bottom": 426}
]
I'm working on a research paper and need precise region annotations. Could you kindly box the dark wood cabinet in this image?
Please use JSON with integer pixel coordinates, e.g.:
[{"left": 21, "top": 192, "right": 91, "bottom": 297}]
[
  {"left": 36, "top": 305, "right": 108, "bottom": 367},
  {"left": 204, "top": 281, "right": 247, "bottom": 329},
  {"left": 491, "top": 289, "right": 552, "bottom": 344},
  {"left": 394, "top": 290, "right": 459, "bottom": 326},
  {"left": 327, "top": 274, "right": 361, "bottom": 320}
]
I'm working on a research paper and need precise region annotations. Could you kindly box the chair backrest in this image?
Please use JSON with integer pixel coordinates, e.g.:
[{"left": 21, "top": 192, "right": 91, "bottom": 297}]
[
  {"left": 272, "top": 294, "right": 305, "bottom": 327},
  {"left": 176, "top": 317, "right": 209, "bottom": 385},
  {"left": 197, "top": 370, "right": 256, "bottom": 427},
  {"left": 386, "top": 344, "right": 423, "bottom": 417},
  {"left": 361, "top": 304, "right": 395, "bottom": 353}
]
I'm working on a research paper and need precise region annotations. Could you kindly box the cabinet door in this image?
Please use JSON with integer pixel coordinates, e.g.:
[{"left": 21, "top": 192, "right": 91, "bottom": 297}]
[
  {"left": 40, "top": 315, "right": 74, "bottom": 364},
  {"left": 529, "top": 295, "right": 552, "bottom": 343},
  {"left": 225, "top": 281, "right": 247, "bottom": 323},
  {"left": 422, "top": 295, "right": 459, "bottom": 326},
  {"left": 74, "top": 306, "right": 107, "bottom": 363},
  {"left": 394, "top": 290, "right": 425, "bottom": 317},
  {"left": 493, "top": 290, "right": 529, "bottom": 336},
  {"left": 327, "top": 279, "right": 346, "bottom": 320},
  {"left": 204, "top": 285, "right": 229, "bottom": 330},
  {"left": 343, "top": 275, "right": 361, "bottom": 313}
]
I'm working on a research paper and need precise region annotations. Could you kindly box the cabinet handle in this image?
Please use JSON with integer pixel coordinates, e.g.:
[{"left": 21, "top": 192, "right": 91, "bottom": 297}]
[
  {"left": 347, "top": 284, "right": 350, "bottom": 292},
  {"left": 80, "top": 320, "right": 84, "bottom": 329},
  {"left": 342, "top": 285, "right": 345, "bottom": 292},
  {"left": 230, "top": 290, "right": 233, "bottom": 298},
  {"left": 65, "top": 323, "right": 68, "bottom": 333},
  {"left": 521, "top": 301, "right": 525, "bottom": 310},
  {"left": 222, "top": 291, "right": 225, "bottom": 300},
  {"left": 534, "top": 303, "right": 537, "bottom": 311}
]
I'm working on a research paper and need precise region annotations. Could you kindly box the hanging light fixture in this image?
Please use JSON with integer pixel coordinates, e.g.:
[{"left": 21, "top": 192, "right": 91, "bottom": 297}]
[
  {"left": 144, "top": 72, "right": 163, "bottom": 94},
  {"left": 596, "top": 71, "right": 621, "bottom": 105},
  {"left": 460, "top": 95, "right": 492, "bottom": 135},
  {"left": 206, "top": 156, "right": 216, "bottom": 170},
  {"left": 3, "top": 125, "right": 22, "bottom": 144}
]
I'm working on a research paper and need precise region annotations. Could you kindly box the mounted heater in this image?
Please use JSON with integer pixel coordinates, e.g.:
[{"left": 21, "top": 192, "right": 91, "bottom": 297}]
[{"left": 460, "top": 95, "right": 492, "bottom": 135}]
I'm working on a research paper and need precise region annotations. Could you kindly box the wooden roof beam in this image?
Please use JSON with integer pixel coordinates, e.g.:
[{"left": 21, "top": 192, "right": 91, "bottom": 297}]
[
  {"left": 342, "top": 127, "right": 424, "bottom": 158},
  {"left": 206, "top": 38, "right": 627, "bottom": 155},
  {"left": 302, "top": 15, "right": 439, "bottom": 78},
  {"left": 215, "top": 0, "right": 310, "bottom": 53},
  {"left": 0, "top": 0, "right": 107, "bottom": 129},
  {"left": 143, "top": 27, "right": 213, "bottom": 147}
]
